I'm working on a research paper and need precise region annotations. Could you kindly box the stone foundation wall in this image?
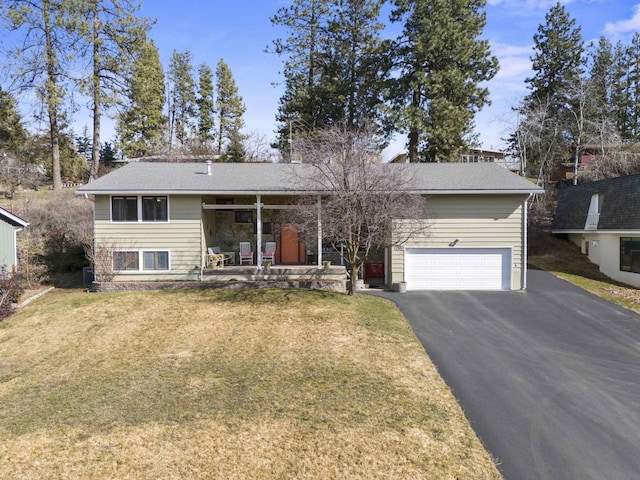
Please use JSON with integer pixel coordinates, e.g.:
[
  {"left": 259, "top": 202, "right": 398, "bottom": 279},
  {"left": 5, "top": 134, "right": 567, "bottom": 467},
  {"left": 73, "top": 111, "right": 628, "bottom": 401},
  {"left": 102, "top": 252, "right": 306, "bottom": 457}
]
[{"left": 92, "top": 279, "right": 347, "bottom": 294}]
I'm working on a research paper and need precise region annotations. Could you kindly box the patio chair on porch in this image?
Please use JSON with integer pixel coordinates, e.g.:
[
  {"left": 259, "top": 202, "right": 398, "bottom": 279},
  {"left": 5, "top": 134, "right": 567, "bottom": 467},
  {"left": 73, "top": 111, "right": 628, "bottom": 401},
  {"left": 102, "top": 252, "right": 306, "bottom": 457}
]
[
  {"left": 239, "top": 242, "right": 254, "bottom": 265},
  {"left": 262, "top": 242, "right": 276, "bottom": 264},
  {"left": 207, "top": 247, "right": 224, "bottom": 268}
]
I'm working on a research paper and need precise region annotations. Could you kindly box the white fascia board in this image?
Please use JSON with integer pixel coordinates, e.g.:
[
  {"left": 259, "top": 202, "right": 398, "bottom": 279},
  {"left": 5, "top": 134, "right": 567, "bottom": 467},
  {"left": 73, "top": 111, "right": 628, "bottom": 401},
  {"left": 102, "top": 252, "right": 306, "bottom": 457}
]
[
  {"left": 412, "top": 189, "right": 543, "bottom": 195},
  {"left": 77, "top": 188, "right": 541, "bottom": 196},
  {"left": 553, "top": 229, "right": 640, "bottom": 235},
  {"left": 0, "top": 208, "right": 29, "bottom": 227},
  {"left": 77, "top": 189, "right": 320, "bottom": 196}
]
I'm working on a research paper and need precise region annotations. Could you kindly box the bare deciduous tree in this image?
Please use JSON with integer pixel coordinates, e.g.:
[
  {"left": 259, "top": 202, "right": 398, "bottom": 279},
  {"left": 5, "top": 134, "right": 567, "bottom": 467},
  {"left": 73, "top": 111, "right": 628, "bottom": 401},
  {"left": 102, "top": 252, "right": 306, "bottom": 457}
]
[{"left": 292, "top": 124, "right": 429, "bottom": 295}]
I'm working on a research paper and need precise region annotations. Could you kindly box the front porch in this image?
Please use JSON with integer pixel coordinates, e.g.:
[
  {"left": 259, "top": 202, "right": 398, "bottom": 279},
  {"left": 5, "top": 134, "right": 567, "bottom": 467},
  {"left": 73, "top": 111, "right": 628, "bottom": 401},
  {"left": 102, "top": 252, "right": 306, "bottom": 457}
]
[{"left": 202, "top": 264, "right": 347, "bottom": 282}]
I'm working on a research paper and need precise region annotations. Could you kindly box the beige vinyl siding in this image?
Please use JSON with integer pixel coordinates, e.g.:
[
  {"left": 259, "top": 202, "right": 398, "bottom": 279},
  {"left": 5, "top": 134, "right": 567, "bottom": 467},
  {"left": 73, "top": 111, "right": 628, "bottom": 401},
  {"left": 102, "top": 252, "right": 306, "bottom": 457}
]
[
  {"left": 0, "top": 220, "right": 17, "bottom": 269},
  {"left": 390, "top": 194, "right": 527, "bottom": 290},
  {"left": 94, "top": 195, "right": 203, "bottom": 280}
]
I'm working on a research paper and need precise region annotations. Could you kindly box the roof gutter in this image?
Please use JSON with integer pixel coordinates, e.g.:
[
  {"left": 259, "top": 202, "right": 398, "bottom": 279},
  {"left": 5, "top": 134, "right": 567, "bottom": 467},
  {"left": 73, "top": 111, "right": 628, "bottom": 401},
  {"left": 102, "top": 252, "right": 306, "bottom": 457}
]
[{"left": 76, "top": 188, "right": 543, "bottom": 196}]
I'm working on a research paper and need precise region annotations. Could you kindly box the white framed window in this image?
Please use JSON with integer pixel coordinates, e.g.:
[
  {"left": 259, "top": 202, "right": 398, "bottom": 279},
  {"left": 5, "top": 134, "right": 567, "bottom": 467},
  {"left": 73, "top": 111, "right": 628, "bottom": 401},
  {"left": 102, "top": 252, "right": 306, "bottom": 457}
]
[
  {"left": 111, "top": 196, "right": 169, "bottom": 223},
  {"left": 113, "top": 251, "right": 139, "bottom": 271},
  {"left": 113, "top": 250, "right": 170, "bottom": 272},
  {"left": 143, "top": 251, "right": 169, "bottom": 271}
]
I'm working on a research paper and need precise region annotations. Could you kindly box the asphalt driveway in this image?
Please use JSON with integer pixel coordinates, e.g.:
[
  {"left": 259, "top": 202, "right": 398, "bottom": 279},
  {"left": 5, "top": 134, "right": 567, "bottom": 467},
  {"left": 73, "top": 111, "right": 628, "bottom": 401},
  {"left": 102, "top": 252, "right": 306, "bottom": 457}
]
[{"left": 369, "top": 268, "right": 640, "bottom": 480}]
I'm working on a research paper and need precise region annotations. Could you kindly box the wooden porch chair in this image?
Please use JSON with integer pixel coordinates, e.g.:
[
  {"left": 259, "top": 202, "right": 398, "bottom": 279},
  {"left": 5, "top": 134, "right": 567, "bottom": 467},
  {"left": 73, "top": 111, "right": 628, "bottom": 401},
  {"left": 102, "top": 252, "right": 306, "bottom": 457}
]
[
  {"left": 239, "top": 242, "right": 254, "bottom": 265},
  {"left": 262, "top": 242, "right": 276, "bottom": 263}
]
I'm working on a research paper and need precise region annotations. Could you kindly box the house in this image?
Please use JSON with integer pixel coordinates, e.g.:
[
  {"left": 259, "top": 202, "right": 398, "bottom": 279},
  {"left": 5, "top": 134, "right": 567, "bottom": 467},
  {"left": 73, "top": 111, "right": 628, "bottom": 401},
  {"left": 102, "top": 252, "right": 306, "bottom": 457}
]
[
  {"left": 389, "top": 148, "right": 521, "bottom": 172},
  {"left": 552, "top": 174, "right": 640, "bottom": 288},
  {"left": 0, "top": 206, "right": 29, "bottom": 273},
  {"left": 76, "top": 161, "right": 541, "bottom": 291}
]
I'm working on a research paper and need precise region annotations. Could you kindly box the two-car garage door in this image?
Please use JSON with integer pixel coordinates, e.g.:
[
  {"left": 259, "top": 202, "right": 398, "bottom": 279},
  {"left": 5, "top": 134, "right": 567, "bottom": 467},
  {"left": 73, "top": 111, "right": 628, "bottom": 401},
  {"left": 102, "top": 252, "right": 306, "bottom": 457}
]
[{"left": 404, "top": 247, "right": 512, "bottom": 290}]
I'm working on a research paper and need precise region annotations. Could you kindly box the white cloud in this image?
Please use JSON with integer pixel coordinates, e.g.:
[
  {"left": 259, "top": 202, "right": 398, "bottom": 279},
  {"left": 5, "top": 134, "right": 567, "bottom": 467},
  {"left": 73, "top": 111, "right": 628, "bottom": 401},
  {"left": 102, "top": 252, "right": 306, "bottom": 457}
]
[
  {"left": 487, "top": 0, "right": 573, "bottom": 9},
  {"left": 604, "top": 4, "right": 640, "bottom": 35}
]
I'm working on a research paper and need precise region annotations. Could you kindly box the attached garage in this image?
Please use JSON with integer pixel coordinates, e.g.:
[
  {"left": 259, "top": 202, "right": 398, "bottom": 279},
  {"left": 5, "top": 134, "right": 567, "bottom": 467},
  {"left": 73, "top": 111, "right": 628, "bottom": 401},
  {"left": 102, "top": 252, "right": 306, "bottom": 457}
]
[{"left": 404, "top": 247, "right": 512, "bottom": 290}]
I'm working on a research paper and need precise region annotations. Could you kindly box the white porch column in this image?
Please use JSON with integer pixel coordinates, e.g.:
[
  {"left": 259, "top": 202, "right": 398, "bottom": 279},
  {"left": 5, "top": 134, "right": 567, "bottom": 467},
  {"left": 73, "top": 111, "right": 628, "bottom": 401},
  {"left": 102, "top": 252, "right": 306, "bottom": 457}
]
[
  {"left": 256, "top": 194, "right": 263, "bottom": 268},
  {"left": 317, "top": 195, "right": 322, "bottom": 268}
]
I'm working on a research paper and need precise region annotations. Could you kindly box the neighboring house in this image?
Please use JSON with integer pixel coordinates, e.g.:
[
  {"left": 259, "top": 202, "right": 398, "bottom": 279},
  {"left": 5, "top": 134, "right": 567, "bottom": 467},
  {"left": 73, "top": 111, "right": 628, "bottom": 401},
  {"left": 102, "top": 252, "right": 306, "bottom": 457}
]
[
  {"left": 76, "top": 161, "right": 541, "bottom": 291},
  {"left": 0, "top": 206, "right": 29, "bottom": 273},
  {"left": 553, "top": 174, "right": 640, "bottom": 288},
  {"left": 390, "top": 149, "right": 521, "bottom": 172}
]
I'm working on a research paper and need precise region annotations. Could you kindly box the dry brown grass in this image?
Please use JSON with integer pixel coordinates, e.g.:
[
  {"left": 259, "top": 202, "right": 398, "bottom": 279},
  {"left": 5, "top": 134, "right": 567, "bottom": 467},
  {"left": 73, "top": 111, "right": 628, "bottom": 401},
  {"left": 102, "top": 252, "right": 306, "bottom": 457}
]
[{"left": 0, "top": 288, "right": 502, "bottom": 479}]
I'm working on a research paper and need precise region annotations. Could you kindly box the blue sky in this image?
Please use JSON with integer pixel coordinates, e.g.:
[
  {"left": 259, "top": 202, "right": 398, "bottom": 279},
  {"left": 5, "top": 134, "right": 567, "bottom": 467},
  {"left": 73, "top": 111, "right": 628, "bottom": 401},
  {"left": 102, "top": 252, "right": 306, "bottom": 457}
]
[
  {"left": 24, "top": 1, "right": 640, "bottom": 159},
  {"left": 136, "top": 0, "right": 640, "bottom": 159}
]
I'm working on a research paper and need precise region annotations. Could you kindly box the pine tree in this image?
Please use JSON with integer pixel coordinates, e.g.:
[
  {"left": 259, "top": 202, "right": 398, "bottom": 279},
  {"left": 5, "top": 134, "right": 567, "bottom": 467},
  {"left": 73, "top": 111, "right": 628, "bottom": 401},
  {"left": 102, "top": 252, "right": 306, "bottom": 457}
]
[
  {"left": 270, "top": 0, "right": 334, "bottom": 153},
  {"left": 390, "top": 0, "right": 498, "bottom": 162},
  {"left": 526, "top": 2, "right": 583, "bottom": 110},
  {"left": 215, "top": 59, "right": 246, "bottom": 156},
  {"left": 196, "top": 63, "right": 215, "bottom": 146},
  {"left": 168, "top": 50, "right": 197, "bottom": 149},
  {"left": 270, "top": 0, "right": 390, "bottom": 154},
  {"left": 117, "top": 39, "right": 167, "bottom": 158},
  {"left": 75, "top": 0, "right": 150, "bottom": 179},
  {"left": 1, "top": 0, "right": 75, "bottom": 189},
  {"left": 0, "top": 87, "right": 27, "bottom": 153},
  {"left": 624, "top": 33, "right": 640, "bottom": 141},
  {"left": 325, "top": 0, "right": 388, "bottom": 130}
]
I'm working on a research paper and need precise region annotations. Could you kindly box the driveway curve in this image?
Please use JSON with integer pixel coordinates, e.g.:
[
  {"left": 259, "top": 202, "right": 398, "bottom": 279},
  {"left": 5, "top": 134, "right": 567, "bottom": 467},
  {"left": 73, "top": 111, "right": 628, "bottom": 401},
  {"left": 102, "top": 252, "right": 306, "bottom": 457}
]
[{"left": 369, "top": 268, "right": 640, "bottom": 480}]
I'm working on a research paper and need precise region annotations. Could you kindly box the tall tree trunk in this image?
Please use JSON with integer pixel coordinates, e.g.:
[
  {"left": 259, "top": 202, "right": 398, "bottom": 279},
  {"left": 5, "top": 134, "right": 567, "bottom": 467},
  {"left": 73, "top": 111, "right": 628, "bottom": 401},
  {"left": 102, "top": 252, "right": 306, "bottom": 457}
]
[
  {"left": 90, "top": 5, "right": 101, "bottom": 180},
  {"left": 44, "top": 0, "right": 62, "bottom": 190},
  {"left": 408, "top": 87, "right": 420, "bottom": 162}
]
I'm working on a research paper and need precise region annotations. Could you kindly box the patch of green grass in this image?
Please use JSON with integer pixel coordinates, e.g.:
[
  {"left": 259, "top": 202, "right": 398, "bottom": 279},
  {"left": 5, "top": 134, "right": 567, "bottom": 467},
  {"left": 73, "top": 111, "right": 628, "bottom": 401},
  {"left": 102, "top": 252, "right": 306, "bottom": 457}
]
[{"left": 0, "top": 288, "right": 502, "bottom": 479}]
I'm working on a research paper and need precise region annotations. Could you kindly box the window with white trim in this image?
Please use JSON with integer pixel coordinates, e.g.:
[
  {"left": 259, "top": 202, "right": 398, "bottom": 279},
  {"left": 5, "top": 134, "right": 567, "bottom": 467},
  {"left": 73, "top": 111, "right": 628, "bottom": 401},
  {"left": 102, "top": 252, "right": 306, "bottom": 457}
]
[
  {"left": 113, "top": 251, "right": 139, "bottom": 270},
  {"left": 143, "top": 251, "right": 169, "bottom": 270},
  {"left": 113, "top": 250, "right": 170, "bottom": 272},
  {"left": 111, "top": 196, "right": 168, "bottom": 222},
  {"left": 112, "top": 197, "right": 138, "bottom": 222},
  {"left": 142, "top": 196, "right": 168, "bottom": 221}
]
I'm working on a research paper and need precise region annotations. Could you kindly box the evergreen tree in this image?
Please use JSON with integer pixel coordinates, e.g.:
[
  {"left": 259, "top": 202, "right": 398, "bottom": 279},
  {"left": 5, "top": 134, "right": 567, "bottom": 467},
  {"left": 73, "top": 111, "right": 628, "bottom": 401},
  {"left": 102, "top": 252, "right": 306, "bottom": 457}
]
[
  {"left": 117, "top": 39, "right": 167, "bottom": 158},
  {"left": 75, "top": 125, "right": 93, "bottom": 162},
  {"left": 75, "top": 0, "right": 150, "bottom": 179},
  {"left": 196, "top": 62, "right": 216, "bottom": 145},
  {"left": 526, "top": 2, "right": 583, "bottom": 111},
  {"left": 1, "top": 0, "right": 76, "bottom": 190},
  {"left": 390, "top": 0, "right": 498, "bottom": 162},
  {"left": 99, "top": 141, "right": 117, "bottom": 170},
  {"left": 270, "top": 0, "right": 390, "bottom": 154},
  {"left": 0, "top": 87, "right": 27, "bottom": 153},
  {"left": 325, "top": 0, "right": 388, "bottom": 131},
  {"left": 168, "top": 49, "right": 197, "bottom": 149},
  {"left": 270, "top": 0, "right": 334, "bottom": 153},
  {"left": 215, "top": 59, "right": 246, "bottom": 155},
  {"left": 624, "top": 33, "right": 640, "bottom": 141}
]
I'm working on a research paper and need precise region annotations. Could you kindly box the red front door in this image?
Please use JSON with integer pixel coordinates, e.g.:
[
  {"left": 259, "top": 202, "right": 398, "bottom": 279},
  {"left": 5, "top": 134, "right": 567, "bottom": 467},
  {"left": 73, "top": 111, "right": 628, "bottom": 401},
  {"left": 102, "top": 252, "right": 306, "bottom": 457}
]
[{"left": 277, "top": 224, "right": 305, "bottom": 264}]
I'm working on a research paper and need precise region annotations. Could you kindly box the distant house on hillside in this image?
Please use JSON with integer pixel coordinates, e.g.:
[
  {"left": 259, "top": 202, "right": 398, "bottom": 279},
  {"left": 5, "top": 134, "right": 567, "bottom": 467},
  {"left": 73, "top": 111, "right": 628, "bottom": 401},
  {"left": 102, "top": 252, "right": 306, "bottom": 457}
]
[
  {"left": 389, "top": 148, "right": 521, "bottom": 172},
  {"left": 0, "top": 206, "right": 28, "bottom": 273}
]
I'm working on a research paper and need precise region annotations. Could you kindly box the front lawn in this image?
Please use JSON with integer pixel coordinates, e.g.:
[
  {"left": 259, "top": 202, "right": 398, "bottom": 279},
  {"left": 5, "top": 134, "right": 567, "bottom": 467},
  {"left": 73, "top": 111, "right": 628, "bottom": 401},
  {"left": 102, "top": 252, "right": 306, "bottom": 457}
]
[{"left": 0, "top": 288, "right": 502, "bottom": 479}]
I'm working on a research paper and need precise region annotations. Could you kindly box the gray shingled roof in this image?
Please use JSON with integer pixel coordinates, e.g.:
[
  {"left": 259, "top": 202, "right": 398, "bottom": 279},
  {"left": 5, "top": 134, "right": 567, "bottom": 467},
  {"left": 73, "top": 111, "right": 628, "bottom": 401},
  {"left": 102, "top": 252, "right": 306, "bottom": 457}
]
[
  {"left": 76, "top": 162, "right": 542, "bottom": 195},
  {"left": 553, "top": 174, "right": 640, "bottom": 231}
]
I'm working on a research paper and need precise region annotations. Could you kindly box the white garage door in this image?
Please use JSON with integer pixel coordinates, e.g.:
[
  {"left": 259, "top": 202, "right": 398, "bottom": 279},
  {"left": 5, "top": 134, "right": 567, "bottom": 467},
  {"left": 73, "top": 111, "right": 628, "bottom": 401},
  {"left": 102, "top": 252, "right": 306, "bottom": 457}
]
[{"left": 405, "top": 248, "right": 512, "bottom": 290}]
